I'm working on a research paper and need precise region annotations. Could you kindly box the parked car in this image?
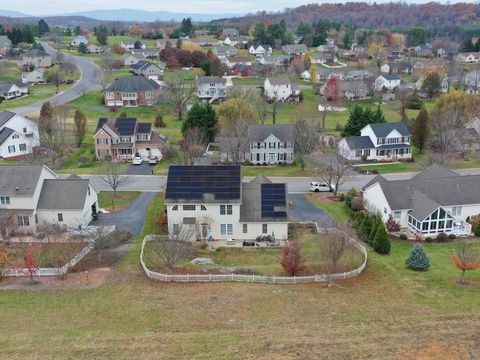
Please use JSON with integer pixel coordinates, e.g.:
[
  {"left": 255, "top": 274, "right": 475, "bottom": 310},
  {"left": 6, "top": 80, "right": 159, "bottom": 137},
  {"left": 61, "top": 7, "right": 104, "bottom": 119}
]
[
  {"left": 148, "top": 156, "right": 158, "bottom": 165},
  {"left": 132, "top": 156, "right": 143, "bottom": 165},
  {"left": 310, "top": 181, "right": 335, "bottom": 192},
  {"left": 242, "top": 240, "right": 260, "bottom": 247}
]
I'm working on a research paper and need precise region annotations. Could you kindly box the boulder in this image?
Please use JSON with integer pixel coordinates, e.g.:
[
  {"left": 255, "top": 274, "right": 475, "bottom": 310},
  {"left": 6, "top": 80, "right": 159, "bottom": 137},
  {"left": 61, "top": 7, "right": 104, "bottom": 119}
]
[{"left": 190, "top": 257, "right": 215, "bottom": 265}]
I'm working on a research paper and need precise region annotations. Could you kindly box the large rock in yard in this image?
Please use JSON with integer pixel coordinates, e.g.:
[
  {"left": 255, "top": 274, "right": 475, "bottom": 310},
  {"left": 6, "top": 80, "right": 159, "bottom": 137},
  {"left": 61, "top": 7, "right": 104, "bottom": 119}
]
[{"left": 190, "top": 257, "right": 215, "bottom": 265}]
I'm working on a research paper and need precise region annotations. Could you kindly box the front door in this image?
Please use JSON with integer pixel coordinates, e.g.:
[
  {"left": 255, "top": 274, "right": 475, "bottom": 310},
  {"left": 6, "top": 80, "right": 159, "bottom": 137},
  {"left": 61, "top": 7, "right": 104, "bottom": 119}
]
[
  {"left": 269, "top": 153, "right": 276, "bottom": 163},
  {"left": 201, "top": 224, "right": 208, "bottom": 239}
]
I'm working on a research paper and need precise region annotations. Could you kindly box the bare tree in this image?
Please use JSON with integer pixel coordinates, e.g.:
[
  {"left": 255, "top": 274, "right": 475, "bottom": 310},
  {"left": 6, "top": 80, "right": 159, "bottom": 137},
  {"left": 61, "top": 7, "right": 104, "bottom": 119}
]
[
  {"left": 314, "top": 146, "right": 350, "bottom": 196},
  {"left": 218, "top": 117, "right": 252, "bottom": 163},
  {"left": 431, "top": 108, "right": 463, "bottom": 155},
  {"left": 101, "top": 161, "right": 128, "bottom": 212},
  {"left": 148, "top": 237, "right": 194, "bottom": 270},
  {"left": 73, "top": 109, "right": 87, "bottom": 148},
  {"left": 96, "top": 68, "right": 109, "bottom": 91},
  {"left": 293, "top": 116, "right": 319, "bottom": 171},
  {"left": 53, "top": 51, "right": 65, "bottom": 65},
  {"left": 164, "top": 72, "right": 196, "bottom": 120},
  {"left": 45, "top": 66, "right": 66, "bottom": 93},
  {"left": 38, "top": 102, "right": 65, "bottom": 165},
  {"left": 0, "top": 208, "right": 16, "bottom": 241},
  {"left": 319, "top": 226, "right": 354, "bottom": 276},
  {"left": 251, "top": 91, "right": 268, "bottom": 125},
  {"left": 87, "top": 226, "right": 120, "bottom": 261},
  {"left": 180, "top": 127, "right": 207, "bottom": 165}
]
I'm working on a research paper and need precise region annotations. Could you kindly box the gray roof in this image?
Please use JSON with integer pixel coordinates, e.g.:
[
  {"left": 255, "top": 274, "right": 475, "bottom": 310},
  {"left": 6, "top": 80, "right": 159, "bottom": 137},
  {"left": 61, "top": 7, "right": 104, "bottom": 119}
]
[
  {"left": 0, "top": 127, "right": 14, "bottom": 146},
  {"left": 240, "top": 176, "right": 288, "bottom": 223},
  {"left": 283, "top": 44, "right": 308, "bottom": 52},
  {"left": 0, "top": 111, "right": 16, "bottom": 128},
  {"left": 0, "top": 35, "right": 11, "bottom": 47},
  {"left": 249, "top": 124, "right": 293, "bottom": 142},
  {"left": 344, "top": 136, "right": 374, "bottom": 150},
  {"left": 409, "top": 191, "right": 440, "bottom": 221},
  {"left": 0, "top": 165, "right": 46, "bottom": 196},
  {"left": 131, "top": 60, "right": 163, "bottom": 72},
  {"left": 37, "top": 179, "right": 90, "bottom": 210},
  {"left": 383, "top": 74, "right": 401, "bottom": 81},
  {"left": 362, "top": 165, "right": 480, "bottom": 218},
  {"left": 196, "top": 76, "right": 226, "bottom": 85},
  {"left": 23, "top": 48, "right": 50, "bottom": 58},
  {"left": 122, "top": 40, "right": 145, "bottom": 46},
  {"left": 266, "top": 76, "right": 291, "bottom": 86},
  {"left": 105, "top": 76, "right": 160, "bottom": 92},
  {"left": 368, "top": 122, "right": 410, "bottom": 137}
]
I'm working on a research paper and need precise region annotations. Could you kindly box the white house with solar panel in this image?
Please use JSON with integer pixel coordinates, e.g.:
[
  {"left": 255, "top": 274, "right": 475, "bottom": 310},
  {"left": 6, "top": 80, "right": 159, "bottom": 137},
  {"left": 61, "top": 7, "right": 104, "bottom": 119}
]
[
  {"left": 338, "top": 122, "right": 412, "bottom": 161},
  {"left": 164, "top": 165, "right": 289, "bottom": 242}
]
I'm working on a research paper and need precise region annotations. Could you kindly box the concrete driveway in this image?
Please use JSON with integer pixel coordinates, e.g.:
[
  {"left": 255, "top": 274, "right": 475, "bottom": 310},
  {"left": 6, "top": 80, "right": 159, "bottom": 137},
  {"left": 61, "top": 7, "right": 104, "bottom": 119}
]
[
  {"left": 125, "top": 162, "right": 156, "bottom": 175},
  {"left": 94, "top": 192, "right": 157, "bottom": 236},
  {"left": 288, "top": 194, "right": 335, "bottom": 227}
]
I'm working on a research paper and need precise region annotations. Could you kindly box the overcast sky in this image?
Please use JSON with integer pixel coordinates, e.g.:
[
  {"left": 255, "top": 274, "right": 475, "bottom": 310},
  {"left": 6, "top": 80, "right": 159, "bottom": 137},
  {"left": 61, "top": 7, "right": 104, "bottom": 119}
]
[{"left": 2, "top": 0, "right": 316, "bottom": 15}]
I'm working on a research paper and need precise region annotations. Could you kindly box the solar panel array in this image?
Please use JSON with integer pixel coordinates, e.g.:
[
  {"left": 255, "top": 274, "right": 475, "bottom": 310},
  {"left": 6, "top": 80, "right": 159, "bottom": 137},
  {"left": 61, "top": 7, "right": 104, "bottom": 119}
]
[
  {"left": 166, "top": 166, "right": 241, "bottom": 201},
  {"left": 261, "top": 183, "right": 287, "bottom": 218},
  {"left": 114, "top": 118, "right": 137, "bottom": 135}
]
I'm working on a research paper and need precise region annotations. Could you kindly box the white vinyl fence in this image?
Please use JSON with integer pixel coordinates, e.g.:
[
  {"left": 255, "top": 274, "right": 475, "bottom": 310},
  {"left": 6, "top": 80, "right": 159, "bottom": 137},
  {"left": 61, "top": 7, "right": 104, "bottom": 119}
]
[
  {"left": 5, "top": 244, "right": 94, "bottom": 277},
  {"left": 140, "top": 226, "right": 368, "bottom": 284}
]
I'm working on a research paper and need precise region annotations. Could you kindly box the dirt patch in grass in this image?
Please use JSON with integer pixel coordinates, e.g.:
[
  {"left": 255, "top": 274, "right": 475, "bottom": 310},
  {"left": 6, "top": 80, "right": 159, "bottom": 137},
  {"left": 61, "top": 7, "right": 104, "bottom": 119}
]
[{"left": 72, "top": 242, "right": 134, "bottom": 271}]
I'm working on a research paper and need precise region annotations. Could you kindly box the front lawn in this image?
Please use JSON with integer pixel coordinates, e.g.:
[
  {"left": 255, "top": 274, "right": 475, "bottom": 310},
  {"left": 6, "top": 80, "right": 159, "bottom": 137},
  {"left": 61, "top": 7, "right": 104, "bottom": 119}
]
[
  {"left": 98, "top": 191, "right": 141, "bottom": 212},
  {"left": 307, "top": 195, "right": 351, "bottom": 224}
]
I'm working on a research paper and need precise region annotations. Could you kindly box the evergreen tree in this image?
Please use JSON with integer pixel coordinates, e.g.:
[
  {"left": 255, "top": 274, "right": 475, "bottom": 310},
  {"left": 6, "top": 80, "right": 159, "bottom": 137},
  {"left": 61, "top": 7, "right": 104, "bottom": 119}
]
[
  {"left": 342, "top": 104, "right": 364, "bottom": 136},
  {"left": 372, "top": 105, "right": 385, "bottom": 123},
  {"left": 358, "top": 215, "right": 373, "bottom": 242},
  {"left": 342, "top": 29, "right": 354, "bottom": 49},
  {"left": 78, "top": 43, "right": 88, "bottom": 54},
  {"left": 411, "top": 107, "right": 429, "bottom": 153},
  {"left": 182, "top": 103, "right": 218, "bottom": 142},
  {"left": 38, "top": 19, "right": 50, "bottom": 36},
  {"left": 96, "top": 25, "right": 108, "bottom": 45},
  {"left": 73, "top": 26, "right": 82, "bottom": 36},
  {"left": 421, "top": 72, "right": 441, "bottom": 99},
  {"left": 180, "top": 18, "right": 193, "bottom": 37},
  {"left": 373, "top": 224, "right": 391, "bottom": 254},
  {"left": 253, "top": 23, "right": 267, "bottom": 44},
  {"left": 405, "top": 244, "right": 430, "bottom": 271},
  {"left": 369, "top": 217, "right": 380, "bottom": 244}
]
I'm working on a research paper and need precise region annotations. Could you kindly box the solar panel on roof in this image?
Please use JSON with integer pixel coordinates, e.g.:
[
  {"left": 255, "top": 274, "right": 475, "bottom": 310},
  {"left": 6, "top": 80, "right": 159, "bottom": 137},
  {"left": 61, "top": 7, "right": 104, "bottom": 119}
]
[{"left": 261, "top": 183, "right": 287, "bottom": 218}]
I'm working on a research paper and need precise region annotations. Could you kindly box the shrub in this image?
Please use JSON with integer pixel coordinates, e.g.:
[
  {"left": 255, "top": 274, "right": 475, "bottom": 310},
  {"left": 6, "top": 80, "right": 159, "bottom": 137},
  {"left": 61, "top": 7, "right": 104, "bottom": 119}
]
[
  {"left": 154, "top": 114, "right": 166, "bottom": 127},
  {"left": 350, "top": 197, "right": 363, "bottom": 211},
  {"left": 405, "top": 244, "right": 430, "bottom": 271},
  {"left": 399, "top": 234, "right": 408, "bottom": 240},
  {"left": 243, "top": 159, "right": 252, "bottom": 166},
  {"left": 448, "top": 234, "right": 457, "bottom": 240},
  {"left": 385, "top": 214, "right": 401, "bottom": 233},
  {"left": 436, "top": 232, "right": 448, "bottom": 242},
  {"left": 162, "top": 143, "right": 177, "bottom": 160},
  {"left": 369, "top": 218, "right": 380, "bottom": 244},
  {"left": 475, "top": 224, "right": 480, "bottom": 237},
  {"left": 425, "top": 237, "right": 434, "bottom": 243},
  {"left": 335, "top": 123, "right": 344, "bottom": 132},
  {"left": 373, "top": 224, "right": 391, "bottom": 254},
  {"left": 358, "top": 215, "right": 373, "bottom": 242},
  {"left": 347, "top": 188, "right": 357, "bottom": 197},
  {"left": 280, "top": 240, "right": 305, "bottom": 276},
  {"left": 339, "top": 194, "right": 345, "bottom": 202}
]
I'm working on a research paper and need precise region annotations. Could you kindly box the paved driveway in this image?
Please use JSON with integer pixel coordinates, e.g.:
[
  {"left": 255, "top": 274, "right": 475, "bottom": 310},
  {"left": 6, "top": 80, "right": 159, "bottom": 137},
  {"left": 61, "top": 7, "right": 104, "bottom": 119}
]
[
  {"left": 125, "top": 163, "right": 157, "bottom": 175},
  {"left": 94, "top": 192, "right": 157, "bottom": 235},
  {"left": 288, "top": 194, "right": 335, "bottom": 227}
]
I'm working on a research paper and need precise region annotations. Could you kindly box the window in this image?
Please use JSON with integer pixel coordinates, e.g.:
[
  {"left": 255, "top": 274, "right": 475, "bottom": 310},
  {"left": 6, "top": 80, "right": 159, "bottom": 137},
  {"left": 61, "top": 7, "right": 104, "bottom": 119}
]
[
  {"left": 19, "top": 143, "right": 26, "bottom": 152},
  {"left": 220, "top": 224, "right": 233, "bottom": 236},
  {"left": 356, "top": 150, "right": 363, "bottom": 158},
  {"left": 57, "top": 213, "right": 63, "bottom": 222},
  {"left": 173, "top": 224, "right": 180, "bottom": 235},
  {"left": 452, "top": 206, "right": 462, "bottom": 216},
  {"left": 384, "top": 207, "right": 387, "bottom": 214},
  {"left": 7, "top": 145, "right": 15, "bottom": 153},
  {"left": 364, "top": 149, "right": 370, "bottom": 157},
  {"left": 220, "top": 205, "right": 232, "bottom": 215},
  {"left": 172, "top": 205, "right": 178, "bottom": 211},
  {"left": 183, "top": 217, "right": 196, "bottom": 225},
  {"left": 12, "top": 134, "right": 19, "bottom": 139},
  {"left": 97, "top": 138, "right": 108, "bottom": 145},
  {"left": 243, "top": 224, "right": 248, "bottom": 233},
  {"left": 200, "top": 205, "right": 207, "bottom": 211},
  {"left": 17, "top": 216, "right": 29, "bottom": 226},
  {"left": 262, "top": 224, "right": 268, "bottom": 234},
  {"left": 394, "top": 211, "right": 401, "bottom": 220},
  {"left": 23, "top": 127, "right": 27, "bottom": 133},
  {"left": 0, "top": 196, "right": 10, "bottom": 205},
  {"left": 183, "top": 205, "right": 196, "bottom": 211}
]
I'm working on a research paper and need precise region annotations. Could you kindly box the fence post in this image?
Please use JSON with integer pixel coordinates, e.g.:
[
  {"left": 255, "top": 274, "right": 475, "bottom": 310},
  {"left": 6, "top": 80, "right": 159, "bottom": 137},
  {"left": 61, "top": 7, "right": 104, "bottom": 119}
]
[
  {"left": 294, "top": 276, "right": 296, "bottom": 283},
  {"left": 273, "top": 275, "right": 276, "bottom": 284},
  {"left": 252, "top": 274, "right": 255, "bottom": 282},
  {"left": 231, "top": 273, "right": 234, "bottom": 281},
  {"left": 187, "top": 273, "right": 190, "bottom": 282},
  {"left": 209, "top": 273, "right": 211, "bottom": 281}
]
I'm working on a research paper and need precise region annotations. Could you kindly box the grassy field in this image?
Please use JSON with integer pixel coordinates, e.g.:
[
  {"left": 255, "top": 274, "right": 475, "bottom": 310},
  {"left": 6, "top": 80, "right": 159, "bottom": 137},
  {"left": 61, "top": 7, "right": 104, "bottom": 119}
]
[
  {"left": 307, "top": 196, "right": 351, "bottom": 224},
  {"left": 98, "top": 191, "right": 141, "bottom": 212}
]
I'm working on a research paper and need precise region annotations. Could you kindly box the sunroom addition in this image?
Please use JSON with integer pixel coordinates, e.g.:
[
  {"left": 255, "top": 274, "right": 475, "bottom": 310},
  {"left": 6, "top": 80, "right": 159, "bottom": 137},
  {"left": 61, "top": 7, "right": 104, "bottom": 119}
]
[{"left": 408, "top": 206, "right": 472, "bottom": 236}]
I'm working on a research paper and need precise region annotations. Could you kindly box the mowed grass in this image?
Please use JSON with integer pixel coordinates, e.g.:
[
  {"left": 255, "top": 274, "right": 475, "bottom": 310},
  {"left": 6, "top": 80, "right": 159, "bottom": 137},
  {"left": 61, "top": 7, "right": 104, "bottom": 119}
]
[{"left": 98, "top": 191, "right": 141, "bottom": 212}]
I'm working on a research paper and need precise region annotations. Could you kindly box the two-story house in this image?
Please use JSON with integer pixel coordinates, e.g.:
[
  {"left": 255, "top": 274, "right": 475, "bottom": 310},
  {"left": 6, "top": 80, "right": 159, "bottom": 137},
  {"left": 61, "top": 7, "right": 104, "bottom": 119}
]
[
  {"left": 130, "top": 60, "right": 164, "bottom": 80},
  {"left": 21, "top": 69, "right": 45, "bottom": 84},
  {"left": 93, "top": 117, "right": 168, "bottom": 161},
  {"left": 249, "top": 44, "right": 273, "bottom": 57},
  {"left": 212, "top": 46, "right": 237, "bottom": 59},
  {"left": 263, "top": 77, "right": 300, "bottom": 102},
  {"left": 282, "top": 44, "right": 308, "bottom": 55},
  {"left": 17, "top": 49, "right": 52, "bottom": 70},
  {"left": 0, "top": 35, "right": 12, "bottom": 56},
  {"left": 0, "top": 111, "right": 40, "bottom": 159},
  {"left": 311, "top": 52, "right": 338, "bottom": 64},
  {"left": 456, "top": 52, "right": 480, "bottom": 64},
  {"left": 165, "top": 165, "right": 289, "bottom": 242},
  {"left": 246, "top": 125, "right": 294, "bottom": 165},
  {"left": 131, "top": 48, "right": 159, "bottom": 58},
  {"left": 0, "top": 165, "right": 98, "bottom": 238},
  {"left": 374, "top": 74, "right": 401, "bottom": 92},
  {"left": 104, "top": 76, "right": 161, "bottom": 107},
  {"left": 338, "top": 122, "right": 412, "bottom": 161},
  {"left": 121, "top": 53, "right": 145, "bottom": 67},
  {"left": 362, "top": 165, "right": 479, "bottom": 237},
  {"left": 196, "top": 76, "right": 227, "bottom": 103},
  {"left": 221, "top": 28, "right": 239, "bottom": 38}
]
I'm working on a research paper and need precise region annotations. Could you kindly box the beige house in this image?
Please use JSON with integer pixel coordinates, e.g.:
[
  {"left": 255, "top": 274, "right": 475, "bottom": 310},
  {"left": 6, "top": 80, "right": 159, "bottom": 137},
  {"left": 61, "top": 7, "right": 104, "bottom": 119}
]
[
  {"left": 17, "top": 48, "right": 52, "bottom": 70},
  {"left": 104, "top": 76, "right": 161, "bottom": 107}
]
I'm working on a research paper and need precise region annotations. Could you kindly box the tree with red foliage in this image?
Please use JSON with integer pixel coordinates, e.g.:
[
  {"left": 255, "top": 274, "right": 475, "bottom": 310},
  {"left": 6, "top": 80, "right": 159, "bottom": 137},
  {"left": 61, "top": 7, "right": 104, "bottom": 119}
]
[
  {"left": 280, "top": 240, "right": 306, "bottom": 276},
  {"left": 385, "top": 214, "right": 401, "bottom": 233},
  {"left": 156, "top": 214, "right": 168, "bottom": 234},
  {"left": 451, "top": 240, "right": 480, "bottom": 285},
  {"left": 22, "top": 244, "right": 40, "bottom": 283},
  {"left": 191, "top": 51, "right": 207, "bottom": 67},
  {"left": 323, "top": 76, "right": 341, "bottom": 102},
  {"left": 176, "top": 49, "right": 193, "bottom": 67},
  {"left": 160, "top": 47, "right": 178, "bottom": 63}
]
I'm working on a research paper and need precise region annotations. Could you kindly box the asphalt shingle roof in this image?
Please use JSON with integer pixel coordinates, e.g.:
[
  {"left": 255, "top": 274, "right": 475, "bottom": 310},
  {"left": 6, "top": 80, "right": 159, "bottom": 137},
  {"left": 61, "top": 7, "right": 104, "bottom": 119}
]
[
  {"left": 0, "top": 110, "right": 16, "bottom": 128},
  {"left": 266, "top": 76, "right": 291, "bottom": 86},
  {"left": 249, "top": 124, "right": 293, "bottom": 142},
  {"left": 344, "top": 136, "right": 374, "bottom": 150},
  {"left": 37, "top": 179, "right": 90, "bottom": 210},
  {"left": 368, "top": 122, "right": 410, "bottom": 137},
  {"left": 105, "top": 76, "right": 160, "bottom": 92},
  {"left": 196, "top": 76, "right": 226, "bottom": 85},
  {"left": 0, "top": 165, "right": 45, "bottom": 196},
  {"left": 0, "top": 127, "right": 14, "bottom": 146}
]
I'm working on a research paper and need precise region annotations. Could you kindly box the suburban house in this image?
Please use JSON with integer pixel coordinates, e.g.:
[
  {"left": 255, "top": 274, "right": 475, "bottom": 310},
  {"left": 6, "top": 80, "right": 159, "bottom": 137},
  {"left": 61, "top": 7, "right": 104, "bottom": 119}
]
[
  {"left": 311, "top": 52, "right": 338, "bottom": 64},
  {"left": 413, "top": 44, "right": 433, "bottom": 58},
  {"left": 87, "top": 44, "right": 110, "bottom": 54},
  {"left": 156, "top": 38, "right": 178, "bottom": 49},
  {"left": 0, "top": 81, "right": 29, "bottom": 100},
  {"left": 223, "top": 56, "right": 252, "bottom": 68},
  {"left": 130, "top": 60, "right": 164, "bottom": 80},
  {"left": 17, "top": 48, "right": 52, "bottom": 70},
  {"left": 362, "top": 164, "right": 480, "bottom": 237},
  {"left": 93, "top": 117, "right": 167, "bottom": 160},
  {"left": 456, "top": 52, "right": 480, "bottom": 64},
  {"left": 222, "top": 28, "right": 239, "bottom": 38},
  {"left": 165, "top": 165, "right": 289, "bottom": 241},
  {"left": 338, "top": 122, "right": 412, "bottom": 161},
  {"left": 120, "top": 40, "right": 146, "bottom": 50},
  {"left": 263, "top": 77, "right": 300, "bottom": 102},
  {"left": 389, "top": 61, "right": 413, "bottom": 75},
  {"left": 0, "top": 35, "right": 12, "bottom": 56},
  {"left": 224, "top": 36, "right": 249, "bottom": 47},
  {"left": 249, "top": 44, "right": 273, "bottom": 56},
  {"left": 104, "top": 76, "right": 161, "bottom": 107},
  {"left": 246, "top": 124, "right": 294, "bottom": 165},
  {"left": 212, "top": 46, "right": 237, "bottom": 59},
  {"left": 21, "top": 69, "right": 45, "bottom": 84},
  {"left": 259, "top": 55, "right": 289, "bottom": 66},
  {"left": 337, "top": 81, "right": 369, "bottom": 101},
  {"left": 0, "top": 165, "right": 99, "bottom": 237},
  {"left": 131, "top": 48, "right": 159, "bottom": 58},
  {"left": 345, "top": 70, "right": 371, "bottom": 81},
  {"left": 450, "top": 117, "right": 480, "bottom": 151},
  {"left": 70, "top": 35, "right": 88, "bottom": 47},
  {"left": 386, "top": 48, "right": 404, "bottom": 60},
  {"left": 196, "top": 76, "right": 227, "bottom": 103},
  {"left": 121, "top": 53, "right": 145, "bottom": 67},
  {"left": 374, "top": 74, "right": 401, "bottom": 92},
  {"left": 317, "top": 44, "right": 338, "bottom": 53},
  {"left": 0, "top": 111, "right": 39, "bottom": 159},
  {"left": 282, "top": 44, "right": 308, "bottom": 55},
  {"left": 230, "top": 64, "right": 254, "bottom": 77}
]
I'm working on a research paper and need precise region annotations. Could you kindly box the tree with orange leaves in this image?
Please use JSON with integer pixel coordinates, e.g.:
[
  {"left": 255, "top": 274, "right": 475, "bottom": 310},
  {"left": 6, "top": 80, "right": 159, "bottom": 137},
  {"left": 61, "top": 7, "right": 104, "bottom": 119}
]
[
  {"left": 0, "top": 243, "right": 12, "bottom": 279},
  {"left": 22, "top": 244, "right": 40, "bottom": 283},
  {"left": 451, "top": 240, "right": 480, "bottom": 285},
  {"left": 280, "top": 240, "right": 306, "bottom": 276}
]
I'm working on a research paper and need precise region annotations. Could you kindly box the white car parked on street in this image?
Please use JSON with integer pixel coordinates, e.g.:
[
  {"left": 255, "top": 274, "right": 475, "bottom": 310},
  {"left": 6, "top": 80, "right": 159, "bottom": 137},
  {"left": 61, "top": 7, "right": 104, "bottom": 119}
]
[{"left": 310, "top": 181, "right": 335, "bottom": 192}]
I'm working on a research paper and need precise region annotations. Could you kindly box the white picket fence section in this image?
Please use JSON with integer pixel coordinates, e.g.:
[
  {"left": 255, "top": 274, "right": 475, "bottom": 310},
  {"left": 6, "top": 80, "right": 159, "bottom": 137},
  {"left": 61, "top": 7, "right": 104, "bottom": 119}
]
[
  {"left": 140, "top": 227, "right": 368, "bottom": 284},
  {"left": 5, "top": 244, "right": 94, "bottom": 277}
]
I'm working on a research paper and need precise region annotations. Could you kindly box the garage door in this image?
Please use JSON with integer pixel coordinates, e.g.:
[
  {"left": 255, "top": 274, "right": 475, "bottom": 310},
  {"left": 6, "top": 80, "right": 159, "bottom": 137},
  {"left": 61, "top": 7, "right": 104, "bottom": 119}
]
[
  {"left": 106, "top": 100, "right": 115, "bottom": 107},
  {"left": 138, "top": 148, "right": 149, "bottom": 158},
  {"left": 151, "top": 148, "right": 162, "bottom": 158}
]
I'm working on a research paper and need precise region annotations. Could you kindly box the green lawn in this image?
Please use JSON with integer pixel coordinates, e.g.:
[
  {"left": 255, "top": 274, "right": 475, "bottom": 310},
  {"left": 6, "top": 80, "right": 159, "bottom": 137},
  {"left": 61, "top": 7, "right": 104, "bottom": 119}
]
[
  {"left": 307, "top": 195, "right": 351, "bottom": 224},
  {"left": 0, "top": 94, "right": 52, "bottom": 112},
  {"left": 0, "top": 60, "right": 21, "bottom": 81},
  {"left": 98, "top": 191, "right": 141, "bottom": 212}
]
